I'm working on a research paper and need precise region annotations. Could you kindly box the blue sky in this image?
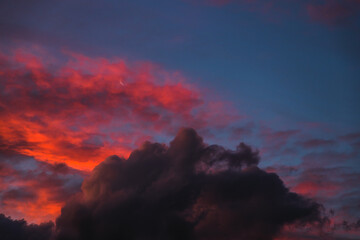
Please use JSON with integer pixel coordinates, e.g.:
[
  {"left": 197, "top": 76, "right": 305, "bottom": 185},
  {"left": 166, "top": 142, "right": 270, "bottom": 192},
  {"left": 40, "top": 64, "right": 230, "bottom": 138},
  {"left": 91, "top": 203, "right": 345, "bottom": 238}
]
[{"left": 2, "top": 0, "right": 359, "bottom": 128}]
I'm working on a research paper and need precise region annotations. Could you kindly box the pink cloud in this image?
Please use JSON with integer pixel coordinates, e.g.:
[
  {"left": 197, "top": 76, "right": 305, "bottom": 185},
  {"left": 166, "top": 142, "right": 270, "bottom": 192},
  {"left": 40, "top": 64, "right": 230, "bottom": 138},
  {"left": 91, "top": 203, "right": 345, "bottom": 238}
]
[
  {"left": 307, "top": 0, "right": 360, "bottom": 25},
  {"left": 191, "top": 0, "right": 360, "bottom": 26},
  {"left": 0, "top": 46, "right": 240, "bottom": 223}
]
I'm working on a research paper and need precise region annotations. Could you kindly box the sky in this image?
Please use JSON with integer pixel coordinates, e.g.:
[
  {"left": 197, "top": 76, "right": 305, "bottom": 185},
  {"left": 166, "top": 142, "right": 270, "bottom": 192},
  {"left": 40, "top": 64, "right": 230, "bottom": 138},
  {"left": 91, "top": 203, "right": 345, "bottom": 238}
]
[{"left": 0, "top": 0, "right": 360, "bottom": 239}]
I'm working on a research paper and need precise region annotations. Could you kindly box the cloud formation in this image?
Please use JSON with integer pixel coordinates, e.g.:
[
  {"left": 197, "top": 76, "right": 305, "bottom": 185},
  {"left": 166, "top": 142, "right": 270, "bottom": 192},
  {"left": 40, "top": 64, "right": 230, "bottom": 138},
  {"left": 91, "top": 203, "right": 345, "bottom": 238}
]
[
  {"left": 0, "top": 151, "right": 83, "bottom": 224},
  {"left": 0, "top": 214, "right": 54, "bottom": 240},
  {"left": 194, "top": 0, "right": 360, "bottom": 26},
  {"left": 54, "top": 128, "right": 323, "bottom": 240},
  {"left": 0, "top": 47, "right": 238, "bottom": 224},
  {"left": 0, "top": 48, "right": 238, "bottom": 171},
  {"left": 307, "top": 0, "right": 360, "bottom": 25}
]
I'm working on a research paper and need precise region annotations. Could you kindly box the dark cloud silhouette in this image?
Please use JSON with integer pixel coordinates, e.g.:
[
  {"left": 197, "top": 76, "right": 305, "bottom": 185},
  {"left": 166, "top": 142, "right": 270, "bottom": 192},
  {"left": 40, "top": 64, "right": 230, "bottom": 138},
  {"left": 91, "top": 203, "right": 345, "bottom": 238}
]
[
  {"left": 54, "top": 128, "right": 324, "bottom": 240},
  {"left": 0, "top": 214, "right": 54, "bottom": 240}
]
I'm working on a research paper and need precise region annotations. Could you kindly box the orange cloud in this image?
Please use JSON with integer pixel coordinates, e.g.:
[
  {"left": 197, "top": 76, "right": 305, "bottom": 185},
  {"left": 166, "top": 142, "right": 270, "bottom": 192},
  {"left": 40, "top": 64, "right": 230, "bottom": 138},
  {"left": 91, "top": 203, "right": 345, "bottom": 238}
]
[
  {"left": 0, "top": 47, "right": 239, "bottom": 223},
  {"left": 0, "top": 48, "right": 238, "bottom": 171}
]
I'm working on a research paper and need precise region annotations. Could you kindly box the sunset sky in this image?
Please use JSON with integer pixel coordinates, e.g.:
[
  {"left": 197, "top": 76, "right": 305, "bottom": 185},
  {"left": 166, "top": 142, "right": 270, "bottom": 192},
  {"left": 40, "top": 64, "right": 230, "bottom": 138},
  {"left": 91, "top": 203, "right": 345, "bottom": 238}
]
[{"left": 0, "top": 1, "right": 360, "bottom": 239}]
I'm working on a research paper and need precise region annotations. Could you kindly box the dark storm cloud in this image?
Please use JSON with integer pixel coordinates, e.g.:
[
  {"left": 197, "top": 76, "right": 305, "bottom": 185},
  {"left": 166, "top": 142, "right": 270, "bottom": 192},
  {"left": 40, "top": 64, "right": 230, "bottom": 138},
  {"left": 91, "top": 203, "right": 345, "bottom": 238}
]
[
  {"left": 55, "top": 128, "right": 324, "bottom": 240},
  {"left": 0, "top": 214, "right": 54, "bottom": 240}
]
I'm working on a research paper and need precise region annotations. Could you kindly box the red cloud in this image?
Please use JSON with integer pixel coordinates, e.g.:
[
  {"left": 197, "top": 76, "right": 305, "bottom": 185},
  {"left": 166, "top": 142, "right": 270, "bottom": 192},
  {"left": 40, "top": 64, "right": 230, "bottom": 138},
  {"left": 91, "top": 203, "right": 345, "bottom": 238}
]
[
  {"left": 0, "top": 47, "right": 239, "bottom": 171},
  {"left": 0, "top": 47, "right": 239, "bottom": 223},
  {"left": 307, "top": 0, "right": 360, "bottom": 25},
  {"left": 292, "top": 180, "right": 341, "bottom": 198},
  {"left": 0, "top": 153, "right": 84, "bottom": 224}
]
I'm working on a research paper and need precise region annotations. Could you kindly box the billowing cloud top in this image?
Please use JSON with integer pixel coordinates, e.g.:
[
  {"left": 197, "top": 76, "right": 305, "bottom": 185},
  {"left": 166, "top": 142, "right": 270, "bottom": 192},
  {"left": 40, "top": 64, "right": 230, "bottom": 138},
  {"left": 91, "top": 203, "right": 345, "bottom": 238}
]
[
  {"left": 0, "top": 0, "right": 360, "bottom": 239},
  {"left": 53, "top": 128, "right": 323, "bottom": 240}
]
